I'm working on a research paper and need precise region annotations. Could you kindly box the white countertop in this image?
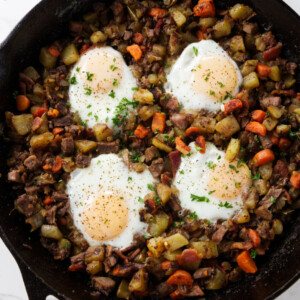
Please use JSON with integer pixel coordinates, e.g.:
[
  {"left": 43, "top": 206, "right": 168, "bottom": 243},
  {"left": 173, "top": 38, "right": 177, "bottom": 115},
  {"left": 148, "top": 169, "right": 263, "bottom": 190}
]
[{"left": 0, "top": 0, "right": 299, "bottom": 299}]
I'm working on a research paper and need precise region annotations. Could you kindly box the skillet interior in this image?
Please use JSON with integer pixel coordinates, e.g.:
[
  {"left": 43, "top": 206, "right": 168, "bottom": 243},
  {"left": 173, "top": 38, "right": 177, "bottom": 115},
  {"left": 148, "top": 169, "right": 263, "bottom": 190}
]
[{"left": 0, "top": 0, "right": 299, "bottom": 299}]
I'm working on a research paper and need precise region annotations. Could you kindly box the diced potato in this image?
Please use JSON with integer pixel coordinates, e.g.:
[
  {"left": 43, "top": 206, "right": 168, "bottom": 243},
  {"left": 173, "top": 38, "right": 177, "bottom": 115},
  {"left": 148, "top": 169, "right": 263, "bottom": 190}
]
[
  {"left": 199, "top": 17, "right": 217, "bottom": 28},
  {"left": 133, "top": 89, "right": 154, "bottom": 104},
  {"left": 192, "top": 116, "right": 216, "bottom": 134},
  {"left": 263, "top": 117, "right": 278, "bottom": 131},
  {"left": 85, "top": 246, "right": 105, "bottom": 263},
  {"left": 129, "top": 269, "right": 148, "bottom": 292},
  {"left": 241, "top": 60, "right": 258, "bottom": 76},
  {"left": 33, "top": 83, "right": 44, "bottom": 98},
  {"left": 156, "top": 183, "right": 172, "bottom": 204},
  {"left": 225, "top": 138, "right": 240, "bottom": 161},
  {"left": 86, "top": 261, "right": 102, "bottom": 275},
  {"left": 267, "top": 105, "right": 284, "bottom": 119},
  {"left": 215, "top": 115, "right": 240, "bottom": 138},
  {"left": 147, "top": 237, "right": 165, "bottom": 258},
  {"left": 230, "top": 36, "right": 245, "bottom": 53},
  {"left": 229, "top": 4, "right": 253, "bottom": 20},
  {"left": 164, "top": 233, "right": 189, "bottom": 252},
  {"left": 284, "top": 76, "right": 296, "bottom": 88},
  {"left": 93, "top": 123, "right": 113, "bottom": 141},
  {"left": 174, "top": 127, "right": 187, "bottom": 138},
  {"left": 138, "top": 105, "right": 160, "bottom": 121},
  {"left": 163, "top": 249, "right": 182, "bottom": 261},
  {"left": 75, "top": 140, "right": 97, "bottom": 153},
  {"left": 39, "top": 47, "right": 57, "bottom": 69},
  {"left": 30, "top": 132, "right": 54, "bottom": 149},
  {"left": 61, "top": 44, "right": 79, "bottom": 66},
  {"left": 171, "top": 9, "right": 186, "bottom": 27},
  {"left": 243, "top": 72, "right": 260, "bottom": 90},
  {"left": 205, "top": 268, "right": 227, "bottom": 290},
  {"left": 24, "top": 66, "right": 40, "bottom": 81},
  {"left": 253, "top": 179, "right": 268, "bottom": 195},
  {"left": 148, "top": 211, "right": 169, "bottom": 236},
  {"left": 134, "top": 249, "right": 147, "bottom": 264},
  {"left": 273, "top": 219, "right": 283, "bottom": 235},
  {"left": 62, "top": 157, "right": 76, "bottom": 173},
  {"left": 12, "top": 114, "right": 33, "bottom": 135},
  {"left": 255, "top": 36, "right": 266, "bottom": 52},
  {"left": 234, "top": 208, "right": 250, "bottom": 224},
  {"left": 58, "top": 238, "right": 71, "bottom": 250},
  {"left": 132, "top": 162, "right": 147, "bottom": 173},
  {"left": 243, "top": 186, "right": 258, "bottom": 210},
  {"left": 25, "top": 210, "right": 45, "bottom": 231},
  {"left": 269, "top": 66, "right": 281, "bottom": 81},
  {"left": 40, "top": 225, "right": 63, "bottom": 240},
  {"left": 190, "top": 241, "right": 218, "bottom": 259},
  {"left": 213, "top": 20, "right": 232, "bottom": 39},
  {"left": 259, "top": 162, "right": 273, "bottom": 180},
  {"left": 37, "top": 113, "right": 49, "bottom": 134},
  {"left": 117, "top": 280, "right": 130, "bottom": 299},
  {"left": 104, "top": 24, "right": 119, "bottom": 39},
  {"left": 169, "top": 31, "right": 182, "bottom": 55},
  {"left": 152, "top": 137, "right": 172, "bottom": 153},
  {"left": 148, "top": 74, "right": 158, "bottom": 85},
  {"left": 90, "top": 31, "right": 107, "bottom": 44},
  {"left": 152, "top": 44, "right": 167, "bottom": 57},
  {"left": 276, "top": 124, "right": 291, "bottom": 135}
]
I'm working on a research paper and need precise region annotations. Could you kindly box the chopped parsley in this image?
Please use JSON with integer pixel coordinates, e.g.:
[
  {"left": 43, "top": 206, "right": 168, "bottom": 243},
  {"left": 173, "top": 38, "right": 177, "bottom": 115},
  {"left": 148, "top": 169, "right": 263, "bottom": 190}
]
[
  {"left": 112, "top": 97, "right": 139, "bottom": 126},
  {"left": 68, "top": 75, "right": 77, "bottom": 85},
  {"left": 204, "top": 72, "right": 211, "bottom": 81},
  {"left": 78, "top": 117, "right": 87, "bottom": 127},
  {"left": 191, "top": 69, "right": 196, "bottom": 72},
  {"left": 195, "top": 145, "right": 203, "bottom": 152},
  {"left": 179, "top": 170, "right": 184, "bottom": 175},
  {"left": 104, "top": 219, "right": 108, "bottom": 224},
  {"left": 147, "top": 184, "right": 155, "bottom": 191},
  {"left": 128, "top": 177, "right": 132, "bottom": 182},
  {"left": 187, "top": 211, "right": 198, "bottom": 220},
  {"left": 94, "top": 115, "right": 99, "bottom": 121},
  {"left": 109, "top": 90, "right": 115, "bottom": 98},
  {"left": 97, "top": 160, "right": 100, "bottom": 165},
  {"left": 12, "top": 90, "right": 19, "bottom": 99},
  {"left": 250, "top": 249, "right": 258, "bottom": 259},
  {"left": 113, "top": 78, "right": 118, "bottom": 86},
  {"left": 130, "top": 153, "right": 141, "bottom": 162},
  {"left": 154, "top": 195, "right": 161, "bottom": 203},
  {"left": 229, "top": 164, "right": 239, "bottom": 173},
  {"left": 251, "top": 172, "right": 261, "bottom": 180},
  {"left": 208, "top": 190, "right": 216, "bottom": 195},
  {"left": 209, "top": 90, "right": 216, "bottom": 96},
  {"left": 87, "top": 112, "right": 92, "bottom": 117},
  {"left": 218, "top": 201, "right": 233, "bottom": 208},
  {"left": 86, "top": 104, "right": 92, "bottom": 109},
  {"left": 218, "top": 81, "right": 225, "bottom": 88},
  {"left": 191, "top": 194, "right": 210, "bottom": 203},
  {"left": 237, "top": 158, "right": 246, "bottom": 168},
  {"left": 58, "top": 179, "right": 63, "bottom": 183},
  {"left": 84, "top": 87, "right": 92, "bottom": 95},
  {"left": 105, "top": 117, "right": 109, "bottom": 122},
  {"left": 110, "top": 65, "right": 118, "bottom": 71},
  {"left": 66, "top": 102, "right": 71, "bottom": 107},
  {"left": 193, "top": 46, "right": 198, "bottom": 56},
  {"left": 270, "top": 196, "right": 276, "bottom": 204},
  {"left": 206, "top": 161, "right": 216, "bottom": 170},
  {"left": 131, "top": 87, "right": 139, "bottom": 91},
  {"left": 144, "top": 235, "right": 151, "bottom": 239},
  {"left": 86, "top": 72, "right": 94, "bottom": 81},
  {"left": 234, "top": 179, "right": 241, "bottom": 188},
  {"left": 138, "top": 197, "right": 144, "bottom": 203},
  {"left": 79, "top": 202, "right": 83, "bottom": 206},
  {"left": 76, "top": 67, "right": 80, "bottom": 72}
]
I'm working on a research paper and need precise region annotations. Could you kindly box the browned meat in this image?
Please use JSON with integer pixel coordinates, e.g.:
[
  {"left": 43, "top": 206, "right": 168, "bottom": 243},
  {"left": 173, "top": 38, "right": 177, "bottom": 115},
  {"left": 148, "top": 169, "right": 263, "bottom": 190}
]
[
  {"left": 76, "top": 154, "right": 91, "bottom": 168},
  {"left": 242, "top": 22, "right": 258, "bottom": 34},
  {"left": 260, "top": 186, "right": 284, "bottom": 208},
  {"left": 146, "top": 257, "right": 164, "bottom": 280},
  {"left": 15, "top": 194, "right": 37, "bottom": 217},
  {"left": 228, "top": 268, "right": 243, "bottom": 282},
  {"left": 45, "top": 206, "right": 57, "bottom": 225},
  {"left": 19, "top": 72, "right": 35, "bottom": 92},
  {"left": 57, "top": 200, "right": 70, "bottom": 216},
  {"left": 259, "top": 135, "right": 272, "bottom": 149},
  {"left": 230, "top": 241, "right": 253, "bottom": 250},
  {"left": 55, "top": 102, "right": 68, "bottom": 116},
  {"left": 212, "top": 225, "right": 228, "bottom": 244},
  {"left": 260, "top": 96, "right": 281, "bottom": 109},
  {"left": 178, "top": 283, "right": 204, "bottom": 297},
  {"left": 97, "top": 140, "right": 120, "bottom": 154},
  {"left": 263, "top": 31, "right": 276, "bottom": 49},
  {"left": 92, "top": 277, "right": 116, "bottom": 295},
  {"left": 169, "top": 151, "right": 181, "bottom": 176},
  {"left": 165, "top": 96, "right": 179, "bottom": 110},
  {"left": 149, "top": 158, "right": 164, "bottom": 178},
  {"left": 123, "top": 30, "right": 133, "bottom": 40},
  {"left": 51, "top": 192, "right": 68, "bottom": 203},
  {"left": 271, "top": 160, "right": 289, "bottom": 183},
  {"left": 24, "top": 155, "right": 41, "bottom": 171},
  {"left": 151, "top": 282, "right": 176, "bottom": 298},
  {"left": 168, "top": 196, "right": 182, "bottom": 212},
  {"left": 255, "top": 206, "right": 272, "bottom": 221},
  {"left": 170, "top": 113, "right": 189, "bottom": 130},
  {"left": 25, "top": 185, "right": 41, "bottom": 194},
  {"left": 193, "top": 267, "right": 213, "bottom": 279},
  {"left": 8, "top": 170, "right": 25, "bottom": 183},
  {"left": 104, "top": 245, "right": 117, "bottom": 271},
  {"left": 111, "top": 1, "right": 123, "bottom": 16},
  {"left": 145, "top": 146, "right": 159, "bottom": 163},
  {"left": 61, "top": 137, "right": 74, "bottom": 156},
  {"left": 262, "top": 42, "right": 282, "bottom": 61},
  {"left": 286, "top": 62, "right": 297, "bottom": 75},
  {"left": 53, "top": 115, "right": 73, "bottom": 127},
  {"left": 112, "top": 263, "right": 140, "bottom": 276}
]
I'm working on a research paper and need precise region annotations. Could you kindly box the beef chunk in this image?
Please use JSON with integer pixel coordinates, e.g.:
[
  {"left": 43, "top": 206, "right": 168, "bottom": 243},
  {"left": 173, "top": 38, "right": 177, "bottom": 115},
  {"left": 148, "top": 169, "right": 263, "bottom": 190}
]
[
  {"left": 76, "top": 154, "right": 91, "bottom": 168},
  {"left": 61, "top": 137, "right": 74, "bottom": 155},
  {"left": 53, "top": 114, "right": 73, "bottom": 127},
  {"left": 271, "top": 160, "right": 289, "bottom": 183},
  {"left": 55, "top": 102, "right": 68, "bottom": 116},
  {"left": 46, "top": 206, "right": 57, "bottom": 225},
  {"left": 70, "top": 252, "right": 85, "bottom": 266},
  {"left": 111, "top": 1, "right": 123, "bottom": 16},
  {"left": 260, "top": 96, "right": 281, "bottom": 109},
  {"left": 170, "top": 113, "right": 189, "bottom": 130},
  {"left": 286, "top": 62, "right": 297, "bottom": 75},
  {"left": 255, "top": 206, "right": 272, "bottom": 221},
  {"left": 51, "top": 192, "right": 68, "bottom": 203},
  {"left": 263, "top": 31, "right": 276, "bottom": 49},
  {"left": 19, "top": 73, "right": 35, "bottom": 92},
  {"left": 169, "top": 151, "right": 181, "bottom": 176},
  {"left": 178, "top": 284, "right": 204, "bottom": 297},
  {"left": 194, "top": 267, "right": 213, "bottom": 279},
  {"left": 259, "top": 135, "right": 272, "bottom": 149},
  {"left": 16, "top": 194, "right": 37, "bottom": 217},
  {"left": 152, "top": 282, "right": 176, "bottom": 298},
  {"left": 168, "top": 196, "right": 182, "bottom": 212},
  {"left": 97, "top": 140, "right": 119, "bottom": 154},
  {"left": 145, "top": 146, "right": 159, "bottom": 163},
  {"left": 212, "top": 225, "right": 228, "bottom": 244},
  {"left": 242, "top": 22, "right": 258, "bottom": 34},
  {"left": 92, "top": 277, "right": 116, "bottom": 295},
  {"left": 123, "top": 30, "right": 133, "bottom": 40},
  {"left": 25, "top": 185, "right": 41, "bottom": 194},
  {"left": 24, "top": 155, "right": 41, "bottom": 171},
  {"left": 260, "top": 186, "right": 284, "bottom": 208},
  {"left": 149, "top": 158, "right": 164, "bottom": 178},
  {"left": 111, "top": 263, "right": 140, "bottom": 276},
  {"left": 8, "top": 170, "right": 25, "bottom": 183}
]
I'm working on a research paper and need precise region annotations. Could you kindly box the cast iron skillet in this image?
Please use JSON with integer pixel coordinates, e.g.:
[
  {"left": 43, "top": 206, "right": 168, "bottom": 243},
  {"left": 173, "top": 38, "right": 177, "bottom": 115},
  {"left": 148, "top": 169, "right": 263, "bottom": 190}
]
[{"left": 0, "top": 0, "right": 299, "bottom": 299}]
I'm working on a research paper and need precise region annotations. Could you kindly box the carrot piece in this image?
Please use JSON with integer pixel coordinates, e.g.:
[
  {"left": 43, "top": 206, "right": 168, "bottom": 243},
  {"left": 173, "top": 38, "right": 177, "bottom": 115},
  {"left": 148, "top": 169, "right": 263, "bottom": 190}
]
[
  {"left": 252, "top": 110, "right": 267, "bottom": 123},
  {"left": 248, "top": 229, "right": 261, "bottom": 248},
  {"left": 52, "top": 156, "right": 64, "bottom": 173},
  {"left": 32, "top": 117, "right": 43, "bottom": 132},
  {"left": 175, "top": 137, "right": 191, "bottom": 155},
  {"left": 271, "top": 135, "right": 279, "bottom": 145},
  {"left": 195, "top": 136, "right": 206, "bottom": 154},
  {"left": 193, "top": 0, "right": 215, "bottom": 17},
  {"left": 132, "top": 33, "right": 144, "bottom": 45},
  {"left": 245, "top": 121, "right": 267, "bottom": 136},
  {"left": 167, "top": 270, "right": 193, "bottom": 286},
  {"left": 33, "top": 107, "right": 48, "bottom": 118},
  {"left": 53, "top": 127, "right": 64, "bottom": 135},
  {"left": 176, "top": 249, "right": 202, "bottom": 265},
  {"left": 262, "top": 43, "right": 282, "bottom": 62},
  {"left": 44, "top": 195, "right": 52, "bottom": 205},
  {"left": 48, "top": 46, "right": 61, "bottom": 57},
  {"left": 48, "top": 108, "right": 59, "bottom": 118},
  {"left": 68, "top": 264, "right": 85, "bottom": 272},
  {"left": 196, "top": 29, "right": 205, "bottom": 41},
  {"left": 147, "top": 251, "right": 153, "bottom": 257},
  {"left": 134, "top": 125, "right": 150, "bottom": 139},
  {"left": 59, "top": 217, "right": 67, "bottom": 226},
  {"left": 127, "top": 44, "right": 143, "bottom": 62},
  {"left": 152, "top": 112, "right": 166, "bottom": 134},
  {"left": 186, "top": 127, "right": 201, "bottom": 139},
  {"left": 252, "top": 149, "right": 275, "bottom": 167},
  {"left": 16, "top": 95, "right": 30, "bottom": 111},
  {"left": 256, "top": 63, "right": 271, "bottom": 77},
  {"left": 161, "top": 172, "right": 172, "bottom": 186},
  {"left": 237, "top": 250, "right": 258, "bottom": 274},
  {"left": 170, "top": 290, "right": 183, "bottom": 300},
  {"left": 43, "top": 164, "right": 52, "bottom": 171},
  {"left": 278, "top": 138, "right": 291, "bottom": 149},
  {"left": 148, "top": 8, "right": 168, "bottom": 18},
  {"left": 224, "top": 99, "right": 243, "bottom": 115},
  {"left": 161, "top": 260, "right": 172, "bottom": 271},
  {"left": 290, "top": 172, "right": 300, "bottom": 189}
]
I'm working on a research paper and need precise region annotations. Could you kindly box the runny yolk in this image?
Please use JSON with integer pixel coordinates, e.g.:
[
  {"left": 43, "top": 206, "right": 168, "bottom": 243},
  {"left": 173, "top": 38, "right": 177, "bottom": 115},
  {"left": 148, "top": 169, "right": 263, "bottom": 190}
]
[
  {"left": 81, "top": 192, "right": 128, "bottom": 241},
  {"left": 207, "top": 159, "right": 251, "bottom": 201},
  {"left": 77, "top": 48, "right": 123, "bottom": 94},
  {"left": 191, "top": 56, "right": 238, "bottom": 102}
]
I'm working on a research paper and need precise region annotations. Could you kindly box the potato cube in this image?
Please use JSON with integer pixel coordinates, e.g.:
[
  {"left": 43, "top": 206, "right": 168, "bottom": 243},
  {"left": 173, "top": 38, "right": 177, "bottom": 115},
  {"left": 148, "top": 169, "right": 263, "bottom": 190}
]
[
  {"left": 133, "top": 89, "right": 154, "bottom": 104},
  {"left": 129, "top": 269, "right": 148, "bottom": 292},
  {"left": 230, "top": 35, "right": 246, "bottom": 53},
  {"left": 241, "top": 60, "right": 258, "bottom": 76},
  {"left": 263, "top": 117, "right": 278, "bottom": 131},
  {"left": 213, "top": 20, "right": 232, "bottom": 39},
  {"left": 225, "top": 138, "right": 240, "bottom": 161},
  {"left": 267, "top": 105, "right": 284, "bottom": 119},
  {"left": 190, "top": 241, "right": 218, "bottom": 259},
  {"left": 171, "top": 10, "right": 186, "bottom": 27},
  {"left": 90, "top": 31, "right": 107, "bottom": 44},
  {"left": 93, "top": 123, "right": 113, "bottom": 141},
  {"left": 243, "top": 72, "right": 260, "bottom": 90},
  {"left": 12, "top": 114, "right": 33, "bottom": 135},
  {"left": 164, "top": 233, "right": 189, "bottom": 252},
  {"left": 75, "top": 140, "right": 97, "bottom": 153},
  {"left": 39, "top": 47, "right": 57, "bottom": 69},
  {"left": 61, "top": 44, "right": 79, "bottom": 65},
  {"left": 234, "top": 208, "right": 250, "bottom": 224},
  {"left": 148, "top": 212, "right": 169, "bottom": 236},
  {"left": 30, "top": 132, "right": 54, "bottom": 149},
  {"left": 229, "top": 4, "right": 253, "bottom": 20},
  {"left": 269, "top": 66, "right": 281, "bottom": 81},
  {"left": 147, "top": 237, "right": 165, "bottom": 258},
  {"left": 156, "top": 183, "right": 172, "bottom": 204},
  {"left": 215, "top": 115, "right": 240, "bottom": 138}
]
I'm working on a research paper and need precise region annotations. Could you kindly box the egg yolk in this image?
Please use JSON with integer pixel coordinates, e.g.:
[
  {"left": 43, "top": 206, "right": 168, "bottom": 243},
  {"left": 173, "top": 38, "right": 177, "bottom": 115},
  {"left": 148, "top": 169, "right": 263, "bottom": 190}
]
[
  {"left": 80, "top": 192, "right": 128, "bottom": 241},
  {"left": 77, "top": 48, "right": 123, "bottom": 94},
  {"left": 207, "top": 159, "right": 251, "bottom": 201},
  {"left": 191, "top": 56, "right": 238, "bottom": 102}
]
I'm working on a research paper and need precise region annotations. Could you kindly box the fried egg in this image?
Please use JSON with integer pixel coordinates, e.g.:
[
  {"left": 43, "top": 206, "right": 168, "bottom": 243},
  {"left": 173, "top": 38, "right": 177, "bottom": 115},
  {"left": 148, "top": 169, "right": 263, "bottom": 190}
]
[
  {"left": 165, "top": 40, "right": 243, "bottom": 112},
  {"left": 69, "top": 46, "right": 137, "bottom": 129},
  {"left": 67, "top": 154, "right": 156, "bottom": 248},
  {"left": 174, "top": 142, "right": 251, "bottom": 222}
]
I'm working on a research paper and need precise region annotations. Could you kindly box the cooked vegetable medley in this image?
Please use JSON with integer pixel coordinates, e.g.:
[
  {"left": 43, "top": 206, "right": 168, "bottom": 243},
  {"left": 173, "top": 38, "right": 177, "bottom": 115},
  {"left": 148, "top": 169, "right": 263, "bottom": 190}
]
[{"left": 5, "top": 0, "right": 300, "bottom": 298}]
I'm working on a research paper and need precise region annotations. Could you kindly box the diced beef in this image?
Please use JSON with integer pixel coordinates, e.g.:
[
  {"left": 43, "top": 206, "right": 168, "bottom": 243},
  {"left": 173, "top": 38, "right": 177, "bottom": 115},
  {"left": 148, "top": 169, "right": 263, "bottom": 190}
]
[
  {"left": 111, "top": 1, "right": 123, "bottom": 16},
  {"left": 149, "top": 158, "right": 164, "bottom": 178},
  {"left": 70, "top": 252, "right": 85, "bottom": 266},
  {"left": 45, "top": 206, "right": 57, "bottom": 225},
  {"left": 178, "top": 283, "right": 205, "bottom": 297},
  {"left": 97, "top": 140, "right": 120, "bottom": 154},
  {"left": 230, "top": 241, "right": 253, "bottom": 250},
  {"left": 92, "top": 277, "right": 116, "bottom": 295},
  {"left": 24, "top": 155, "right": 41, "bottom": 171},
  {"left": 51, "top": 192, "right": 68, "bottom": 203},
  {"left": 16, "top": 194, "right": 37, "bottom": 217},
  {"left": 120, "top": 149, "right": 130, "bottom": 168},
  {"left": 19, "top": 73, "right": 35, "bottom": 92},
  {"left": 263, "top": 31, "right": 276, "bottom": 49},
  {"left": 53, "top": 114, "right": 73, "bottom": 127},
  {"left": 212, "top": 225, "right": 228, "bottom": 244},
  {"left": 55, "top": 102, "right": 68, "bottom": 116},
  {"left": 193, "top": 267, "right": 213, "bottom": 279},
  {"left": 152, "top": 282, "right": 176, "bottom": 298},
  {"left": 260, "top": 186, "right": 284, "bottom": 208},
  {"left": 76, "top": 154, "right": 91, "bottom": 168},
  {"left": 57, "top": 200, "right": 70, "bottom": 216},
  {"left": 271, "top": 160, "right": 289, "bottom": 183},
  {"left": 145, "top": 146, "right": 159, "bottom": 163},
  {"left": 169, "top": 151, "right": 181, "bottom": 176},
  {"left": 259, "top": 134, "right": 272, "bottom": 149},
  {"left": 25, "top": 185, "right": 41, "bottom": 194},
  {"left": 168, "top": 196, "right": 182, "bottom": 212},
  {"left": 123, "top": 30, "right": 133, "bottom": 40},
  {"left": 262, "top": 42, "right": 282, "bottom": 61},
  {"left": 170, "top": 113, "right": 189, "bottom": 130},
  {"left": 8, "top": 170, "right": 25, "bottom": 183},
  {"left": 260, "top": 96, "right": 281, "bottom": 109},
  {"left": 286, "top": 62, "right": 297, "bottom": 75},
  {"left": 255, "top": 206, "right": 272, "bottom": 221},
  {"left": 61, "top": 137, "right": 74, "bottom": 156},
  {"left": 112, "top": 263, "right": 139, "bottom": 276},
  {"left": 242, "top": 22, "right": 258, "bottom": 34},
  {"left": 165, "top": 96, "right": 178, "bottom": 110}
]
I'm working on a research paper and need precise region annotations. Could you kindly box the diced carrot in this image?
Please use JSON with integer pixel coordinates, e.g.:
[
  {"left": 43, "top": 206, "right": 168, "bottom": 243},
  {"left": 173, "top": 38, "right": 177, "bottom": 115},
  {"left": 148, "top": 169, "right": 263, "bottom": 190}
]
[
  {"left": 59, "top": 217, "right": 67, "bottom": 226},
  {"left": 145, "top": 198, "right": 158, "bottom": 215},
  {"left": 68, "top": 264, "right": 85, "bottom": 272},
  {"left": 148, "top": 8, "right": 168, "bottom": 18},
  {"left": 195, "top": 136, "right": 206, "bottom": 154},
  {"left": 256, "top": 63, "right": 271, "bottom": 77},
  {"left": 32, "top": 117, "right": 44, "bottom": 132},
  {"left": 134, "top": 125, "right": 150, "bottom": 139},
  {"left": 237, "top": 250, "right": 258, "bottom": 274},
  {"left": 152, "top": 112, "right": 166, "bottom": 134},
  {"left": 167, "top": 270, "right": 193, "bottom": 286},
  {"left": 132, "top": 33, "right": 144, "bottom": 45},
  {"left": 44, "top": 195, "right": 52, "bottom": 205},
  {"left": 33, "top": 107, "right": 48, "bottom": 118},
  {"left": 186, "top": 127, "right": 201, "bottom": 139},
  {"left": 53, "top": 127, "right": 64, "bottom": 135},
  {"left": 245, "top": 121, "right": 267, "bottom": 136},
  {"left": 170, "top": 290, "right": 183, "bottom": 300},
  {"left": 52, "top": 156, "right": 64, "bottom": 173},
  {"left": 48, "top": 46, "right": 61, "bottom": 57},
  {"left": 161, "top": 260, "right": 172, "bottom": 271},
  {"left": 80, "top": 44, "right": 90, "bottom": 55},
  {"left": 271, "top": 135, "right": 279, "bottom": 145},
  {"left": 161, "top": 172, "right": 172, "bottom": 186},
  {"left": 147, "top": 251, "right": 153, "bottom": 257},
  {"left": 252, "top": 149, "right": 275, "bottom": 167},
  {"left": 43, "top": 164, "right": 52, "bottom": 171},
  {"left": 278, "top": 138, "right": 291, "bottom": 149},
  {"left": 48, "top": 108, "right": 59, "bottom": 118},
  {"left": 112, "top": 267, "right": 121, "bottom": 276},
  {"left": 175, "top": 137, "right": 191, "bottom": 155},
  {"left": 252, "top": 110, "right": 267, "bottom": 123},
  {"left": 176, "top": 249, "right": 202, "bottom": 266},
  {"left": 262, "top": 43, "right": 282, "bottom": 62},
  {"left": 127, "top": 44, "right": 143, "bottom": 62},
  {"left": 193, "top": 0, "right": 215, "bottom": 17},
  {"left": 16, "top": 95, "right": 30, "bottom": 111},
  {"left": 248, "top": 229, "right": 261, "bottom": 248},
  {"left": 196, "top": 29, "right": 205, "bottom": 41},
  {"left": 290, "top": 172, "right": 300, "bottom": 189},
  {"left": 54, "top": 134, "right": 62, "bottom": 144},
  {"left": 224, "top": 99, "right": 243, "bottom": 115},
  {"left": 140, "top": 45, "right": 147, "bottom": 53}
]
